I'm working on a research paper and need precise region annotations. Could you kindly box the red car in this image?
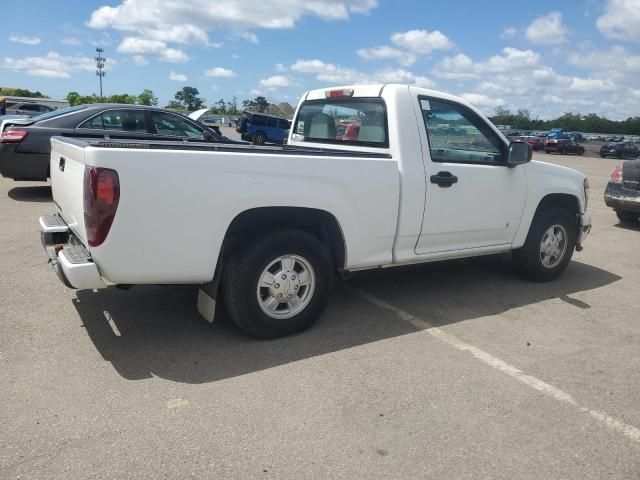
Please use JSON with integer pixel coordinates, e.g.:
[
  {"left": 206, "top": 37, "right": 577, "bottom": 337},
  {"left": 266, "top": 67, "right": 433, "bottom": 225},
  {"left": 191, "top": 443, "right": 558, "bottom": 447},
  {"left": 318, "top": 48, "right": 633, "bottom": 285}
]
[
  {"left": 336, "top": 122, "right": 360, "bottom": 141},
  {"left": 545, "top": 137, "right": 585, "bottom": 155},
  {"left": 523, "top": 136, "right": 545, "bottom": 151}
]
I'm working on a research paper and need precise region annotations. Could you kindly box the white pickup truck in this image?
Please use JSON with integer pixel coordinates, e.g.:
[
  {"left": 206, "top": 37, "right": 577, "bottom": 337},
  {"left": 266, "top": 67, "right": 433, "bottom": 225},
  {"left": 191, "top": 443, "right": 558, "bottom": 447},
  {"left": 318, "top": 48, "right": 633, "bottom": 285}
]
[{"left": 41, "top": 84, "right": 591, "bottom": 338}]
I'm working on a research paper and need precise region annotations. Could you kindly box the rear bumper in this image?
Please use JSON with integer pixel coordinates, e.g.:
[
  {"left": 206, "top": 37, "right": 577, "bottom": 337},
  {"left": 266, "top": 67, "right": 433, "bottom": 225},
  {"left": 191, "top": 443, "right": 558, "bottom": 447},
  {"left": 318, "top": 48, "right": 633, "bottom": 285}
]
[
  {"left": 604, "top": 182, "right": 640, "bottom": 213},
  {"left": 0, "top": 144, "right": 49, "bottom": 181},
  {"left": 40, "top": 214, "right": 107, "bottom": 290}
]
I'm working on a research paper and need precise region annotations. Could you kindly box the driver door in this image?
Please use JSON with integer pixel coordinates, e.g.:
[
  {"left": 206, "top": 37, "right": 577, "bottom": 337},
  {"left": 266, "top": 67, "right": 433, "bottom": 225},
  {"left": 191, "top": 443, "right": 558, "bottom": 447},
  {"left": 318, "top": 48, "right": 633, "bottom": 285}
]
[{"left": 414, "top": 94, "right": 527, "bottom": 255}]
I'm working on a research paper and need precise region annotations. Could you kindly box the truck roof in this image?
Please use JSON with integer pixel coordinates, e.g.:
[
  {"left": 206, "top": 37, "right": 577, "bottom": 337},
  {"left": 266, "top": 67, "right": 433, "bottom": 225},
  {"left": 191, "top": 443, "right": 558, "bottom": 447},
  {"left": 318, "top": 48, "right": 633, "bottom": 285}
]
[{"left": 302, "top": 84, "right": 479, "bottom": 113}]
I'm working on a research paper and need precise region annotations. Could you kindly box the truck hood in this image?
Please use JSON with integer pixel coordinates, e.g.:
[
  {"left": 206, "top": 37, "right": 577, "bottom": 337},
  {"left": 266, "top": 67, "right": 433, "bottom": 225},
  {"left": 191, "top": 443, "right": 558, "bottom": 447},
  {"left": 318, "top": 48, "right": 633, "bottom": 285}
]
[
  {"left": 188, "top": 108, "right": 209, "bottom": 121},
  {"left": 528, "top": 159, "right": 586, "bottom": 181},
  {"left": 524, "top": 159, "right": 587, "bottom": 212}
]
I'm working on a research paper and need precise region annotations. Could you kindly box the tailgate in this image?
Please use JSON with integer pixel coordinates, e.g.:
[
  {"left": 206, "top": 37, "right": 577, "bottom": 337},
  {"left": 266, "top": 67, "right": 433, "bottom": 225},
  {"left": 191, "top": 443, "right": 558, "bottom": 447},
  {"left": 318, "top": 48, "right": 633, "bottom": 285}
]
[{"left": 50, "top": 137, "right": 88, "bottom": 244}]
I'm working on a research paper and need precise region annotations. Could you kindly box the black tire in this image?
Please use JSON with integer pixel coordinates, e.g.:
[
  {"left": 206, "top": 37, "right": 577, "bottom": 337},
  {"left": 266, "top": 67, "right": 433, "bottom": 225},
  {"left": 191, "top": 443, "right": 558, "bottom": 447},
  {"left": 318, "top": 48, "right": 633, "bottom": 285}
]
[
  {"left": 513, "top": 207, "right": 577, "bottom": 282},
  {"left": 616, "top": 210, "right": 639, "bottom": 223},
  {"left": 578, "top": 147, "right": 585, "bottom": 155},
  {"left": 222, "top": 229, "right": 333, "bottom": 339},
  {"left": 252, "top": 132, "right": 266, "bottom": 145},
  {"left": 545, "top": 149, "right": 551, "bottom": 154},
  {"left": 600, "top": 154, "right": 606, "bottom": 158}
]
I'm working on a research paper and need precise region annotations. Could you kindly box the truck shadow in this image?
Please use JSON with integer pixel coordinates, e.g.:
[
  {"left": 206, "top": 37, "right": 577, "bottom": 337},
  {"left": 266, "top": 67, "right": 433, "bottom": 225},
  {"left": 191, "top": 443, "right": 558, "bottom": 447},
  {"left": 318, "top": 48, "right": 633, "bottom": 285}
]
[
  {"left": 8, "top": 185, "right": 52, "bottom": 203},
  {"left": 72, "top": 255, "right": 620, "bottom": 384}
]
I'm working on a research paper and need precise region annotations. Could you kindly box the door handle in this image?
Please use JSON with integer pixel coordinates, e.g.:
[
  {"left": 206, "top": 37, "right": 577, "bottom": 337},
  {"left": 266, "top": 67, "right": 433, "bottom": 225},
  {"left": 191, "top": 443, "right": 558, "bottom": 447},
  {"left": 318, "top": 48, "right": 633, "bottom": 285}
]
[
  {"left": 58, "top": 157, "right": 65, "bottom": 172},
  {"left": 430, "top": 171, "right": 458, "bottom": 187}
]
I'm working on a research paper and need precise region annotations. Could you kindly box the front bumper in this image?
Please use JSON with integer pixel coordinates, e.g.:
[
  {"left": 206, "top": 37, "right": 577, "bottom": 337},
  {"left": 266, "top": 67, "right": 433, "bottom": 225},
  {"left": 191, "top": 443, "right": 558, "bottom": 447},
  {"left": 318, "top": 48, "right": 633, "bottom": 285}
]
[
  {"left": 40, "top": 214, "right": 107, "bottom": 290},
  {"left": 604, "top": 182, "right": 640, "bottom": 213}
]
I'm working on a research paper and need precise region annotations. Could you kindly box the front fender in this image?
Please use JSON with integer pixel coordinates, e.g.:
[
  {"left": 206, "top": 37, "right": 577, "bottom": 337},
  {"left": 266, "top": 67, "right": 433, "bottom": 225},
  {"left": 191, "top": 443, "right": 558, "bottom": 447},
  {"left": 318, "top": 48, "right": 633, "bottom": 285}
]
[{"left": 512, "top": 160, "right": 586, "bottom": 248}]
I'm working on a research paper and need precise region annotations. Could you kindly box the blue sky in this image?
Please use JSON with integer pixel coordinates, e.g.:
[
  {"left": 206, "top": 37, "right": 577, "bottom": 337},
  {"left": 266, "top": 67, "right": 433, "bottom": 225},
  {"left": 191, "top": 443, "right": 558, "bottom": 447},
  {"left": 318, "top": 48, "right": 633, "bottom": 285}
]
[{"left": 2, "top": 0, "right": 639, "bottom": 119}]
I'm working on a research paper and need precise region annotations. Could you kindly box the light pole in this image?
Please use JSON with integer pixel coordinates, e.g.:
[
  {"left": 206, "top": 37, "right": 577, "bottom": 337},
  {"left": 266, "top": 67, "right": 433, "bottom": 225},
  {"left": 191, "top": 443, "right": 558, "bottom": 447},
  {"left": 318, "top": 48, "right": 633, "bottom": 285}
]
[{"left": 95, "top": 48, "right": 106, "bottom": 98}]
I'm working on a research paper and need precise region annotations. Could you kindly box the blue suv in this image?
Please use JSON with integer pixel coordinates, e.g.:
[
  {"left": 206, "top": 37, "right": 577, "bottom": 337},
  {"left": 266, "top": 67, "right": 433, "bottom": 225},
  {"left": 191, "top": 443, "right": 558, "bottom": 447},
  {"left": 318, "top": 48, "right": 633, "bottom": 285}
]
[{"left": 237, "top": 112, "right": 291, "bottom": 145}]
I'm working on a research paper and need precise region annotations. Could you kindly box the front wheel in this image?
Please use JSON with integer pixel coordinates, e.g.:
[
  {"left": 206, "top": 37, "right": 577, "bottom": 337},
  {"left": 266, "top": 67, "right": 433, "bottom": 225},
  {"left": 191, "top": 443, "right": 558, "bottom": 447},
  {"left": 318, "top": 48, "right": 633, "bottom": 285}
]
[
  {"left": 513, "top": 207, "right": 577, "bottom": 282},
  {"left": 222, "top": 229, "right": 333, "bottom": 338},
  {"left": 578, "top": 147, "right": 585, "bottom": 155}
]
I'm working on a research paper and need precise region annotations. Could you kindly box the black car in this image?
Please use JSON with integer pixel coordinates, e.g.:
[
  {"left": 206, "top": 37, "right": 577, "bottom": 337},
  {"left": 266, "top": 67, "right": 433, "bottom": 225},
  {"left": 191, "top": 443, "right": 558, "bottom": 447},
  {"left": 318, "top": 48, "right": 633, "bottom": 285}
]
[
  {"left": 5, "top": 102, "right": 55, "bottom": 116},
  {"left": 599, "top": 142, "right": 639, "bottom": 159},
  {"left": 0, "top": 104, "right": 229, "bottom": 181},
  {"left": 604, "top": 160, "right": 640, "bottom": 223},
  {"left": 544, "top": 137, "right": 585, "bottom": 155}
]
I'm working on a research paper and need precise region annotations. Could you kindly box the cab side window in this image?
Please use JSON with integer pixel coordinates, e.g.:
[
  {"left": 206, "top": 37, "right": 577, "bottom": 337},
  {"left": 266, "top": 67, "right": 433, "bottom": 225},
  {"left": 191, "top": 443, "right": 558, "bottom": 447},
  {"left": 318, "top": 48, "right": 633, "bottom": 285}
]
[{"left": 420, "top": 98, "right": 504, "bottom": 164}]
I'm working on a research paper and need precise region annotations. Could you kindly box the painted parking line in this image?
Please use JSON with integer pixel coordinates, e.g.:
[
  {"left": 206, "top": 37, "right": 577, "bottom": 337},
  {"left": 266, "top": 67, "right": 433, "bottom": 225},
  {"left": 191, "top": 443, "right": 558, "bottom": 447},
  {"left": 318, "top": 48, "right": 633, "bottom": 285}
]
[{"left": 346, "top": 284, "right": 640, "bottom": 445}]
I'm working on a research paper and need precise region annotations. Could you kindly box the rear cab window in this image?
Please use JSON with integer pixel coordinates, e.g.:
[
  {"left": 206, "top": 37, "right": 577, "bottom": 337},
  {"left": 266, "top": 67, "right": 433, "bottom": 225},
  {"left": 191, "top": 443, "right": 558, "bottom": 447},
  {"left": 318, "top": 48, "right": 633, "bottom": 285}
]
[{"left": 292, "top": 98, "right": 388, "bottom": 147}]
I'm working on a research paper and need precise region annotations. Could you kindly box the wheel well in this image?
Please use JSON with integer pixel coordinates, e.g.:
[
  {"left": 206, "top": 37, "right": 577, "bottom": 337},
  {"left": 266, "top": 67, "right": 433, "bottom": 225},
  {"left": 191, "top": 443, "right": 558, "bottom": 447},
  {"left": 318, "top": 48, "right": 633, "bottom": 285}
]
[
  {"left": 535, "top": 194, "right": 580, "bottom": 219},
  {"left": 223, "top": 207, "right": 346, "bottom": 270}
]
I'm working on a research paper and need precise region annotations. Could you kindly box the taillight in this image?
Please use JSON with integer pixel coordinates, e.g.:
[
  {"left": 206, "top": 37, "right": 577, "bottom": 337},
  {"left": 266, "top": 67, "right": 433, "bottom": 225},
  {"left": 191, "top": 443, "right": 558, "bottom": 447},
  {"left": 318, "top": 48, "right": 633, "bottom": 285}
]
[
  {"left": 610, "top": 162, "right": 623, "bottom": 184},
  {"left": 0, "top": 130, "right": 28, "bottom": 143},
  {"left": 83, "top": 166, "right": 120, "bottom": 247}
]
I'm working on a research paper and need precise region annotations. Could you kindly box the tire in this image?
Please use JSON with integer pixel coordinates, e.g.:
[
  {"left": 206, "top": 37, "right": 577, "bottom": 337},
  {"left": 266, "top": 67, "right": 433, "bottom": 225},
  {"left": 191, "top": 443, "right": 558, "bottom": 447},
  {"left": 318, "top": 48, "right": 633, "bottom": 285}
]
[
  {"left": 545, "top": 149, "right": 551, "bottom": 154},
  {"left": 616, "top": 210, "right": 639, "bottom": 223},
  {"left": 513, "top": 207, "right": 577, "bottom": 282},
  {"left": 222, "top": 229, "right": 333, "bottom": 339},
  {"left": 252, "top": 132, "right": 266, "bottom": 145},
  {"left": 578, "top": 147, "right": 585, "bottom": 155},
  {"left": 600, "top": 154, "right": 606, "bottom": 158},
  {"left": 559, "top": 147, "right": 566, "bottom": 155}
]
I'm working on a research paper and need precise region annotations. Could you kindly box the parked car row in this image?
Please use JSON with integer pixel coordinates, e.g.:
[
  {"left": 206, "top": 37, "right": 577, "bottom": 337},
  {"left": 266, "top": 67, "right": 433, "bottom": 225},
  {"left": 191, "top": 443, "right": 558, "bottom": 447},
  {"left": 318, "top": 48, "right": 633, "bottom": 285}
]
[{"left": 599, "top": 142, "right": 639, "bottom": 159}]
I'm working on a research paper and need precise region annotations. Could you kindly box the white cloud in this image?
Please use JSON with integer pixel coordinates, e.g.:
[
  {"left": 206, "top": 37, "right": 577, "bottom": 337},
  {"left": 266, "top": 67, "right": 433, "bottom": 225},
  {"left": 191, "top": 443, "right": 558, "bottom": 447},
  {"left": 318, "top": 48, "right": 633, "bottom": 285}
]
[
  {"left": 390, "top": 29, "right": 453, "bottom": 54},
  {"left": 204, "top": 67, "right": 236, "bottom": 77},
  {"left": 568, "top": 45, "right": 640, "bottom": 81},
  {"left": 259, "top": 75, "right": 292, "bottom": 88},
  {"left": 117, "top": 37, "right": 188, "bottom": 62},
  {"left": 169, "top": 70, "right": 188, "bottom": 82},
  {"left": 131, "top": 55, "right": 148, "bottom": 65},
  {"left": 291, "top": 59, "right": 435, "bottom": 87},
  {"left": 597, "top": 0, "right": 640, "bottom": 41},
  {"left": 358, "top": 29, "right": 452, "bottom": 66},
  {"left": 9, "top": 34, "right": 41, "bottom": 45},
  {"left": 461, "top": 93, "right": 504, "bottom": 109},
  {"left": 238, "top": 32, "right": 259, "bottom": 44},
  {"left": 525, "top": 12, "right": 568, "bottom": 45},
  {"left": 501, "top": 27, "right": 517, "bottom": 39},
  {"left": 62, "top": 37, "right": 82, "bottom": 46},
  {"left": 435, "top": 48, "right": 540, "bottom": 80},
  {"left": 275, "top": 63, "right": 287, "bottom": 72},
  {"left": 250, "top": 88, "right": 263, "bottom": 96},
  {"left": 2, "top": 51, "right": 96, "bottom": 78},
  {"left": 357, "top": 46, "right": 417, "bottom": 67},
  {"left": 87, "top": 0, "right": 378, "bottom": 55}
]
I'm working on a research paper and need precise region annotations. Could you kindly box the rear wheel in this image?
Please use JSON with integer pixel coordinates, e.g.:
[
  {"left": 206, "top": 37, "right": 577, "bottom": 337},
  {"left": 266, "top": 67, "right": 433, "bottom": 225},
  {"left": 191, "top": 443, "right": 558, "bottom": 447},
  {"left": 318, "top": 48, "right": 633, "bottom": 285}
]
[
  {"left": 600, "top": 154, "right": 606, "bottom": 158},
  {"left": 223, "top": 229, "right": 333, "bottom": 338},
  {"left": 513, "top": 207, "right": 576, "bottom": 282},
  {"left": 252, "top": 132, "right": 266, "bottom": 145},
  {"left": 616, "top": 210, "right": 639, "bottom": 223},
  {"left": 578, "top": 147, "right": 585, "bottom": 155}
]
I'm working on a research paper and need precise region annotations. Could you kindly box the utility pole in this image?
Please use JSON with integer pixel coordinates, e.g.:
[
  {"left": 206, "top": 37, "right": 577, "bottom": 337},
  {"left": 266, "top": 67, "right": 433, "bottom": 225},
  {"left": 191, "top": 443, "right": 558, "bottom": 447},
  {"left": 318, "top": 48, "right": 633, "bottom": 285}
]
[{"left": 95, "top": 48, "right": 106, "bottom": 98}]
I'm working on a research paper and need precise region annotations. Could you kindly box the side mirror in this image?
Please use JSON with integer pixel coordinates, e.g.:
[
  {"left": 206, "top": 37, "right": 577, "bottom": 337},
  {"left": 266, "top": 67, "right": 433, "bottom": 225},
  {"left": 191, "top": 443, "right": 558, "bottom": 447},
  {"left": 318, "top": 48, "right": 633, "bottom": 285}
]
[{"left": 507, "top": 141, "right": 532, "bottom": 167}]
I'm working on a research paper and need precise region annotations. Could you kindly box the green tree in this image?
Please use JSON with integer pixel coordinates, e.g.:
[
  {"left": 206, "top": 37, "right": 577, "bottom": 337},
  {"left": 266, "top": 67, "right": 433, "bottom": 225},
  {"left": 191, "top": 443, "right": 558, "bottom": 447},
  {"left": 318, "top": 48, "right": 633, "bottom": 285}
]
[
  {"left": 106, "top": 93, "right": 137, "bottom": 104},
  {"left": 173, "top": 86, "right": 205, "bottom": 111},
  {"left": 0, "top": 87, "right": 47, "bottom": 98},
  {"left": 227, "top": 96, "right": 239, "bottom": 115},
  {"left": 66, "top": 91, "right": 81, "bottom": 106},
  {"left": 214, "top": 98, "right": 227, "bottom": 114},
  {"left": 137, "top": 89, "right": 158, "bottom": 106},
  {"left": 242, "top": 96, "right": 270, "bottom": 113}
]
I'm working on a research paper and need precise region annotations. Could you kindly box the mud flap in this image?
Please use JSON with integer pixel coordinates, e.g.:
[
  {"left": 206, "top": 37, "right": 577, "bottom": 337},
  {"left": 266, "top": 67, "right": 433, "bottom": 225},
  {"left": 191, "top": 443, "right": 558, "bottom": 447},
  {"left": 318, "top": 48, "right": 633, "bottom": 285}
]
[{"left": 197, "top": 281, "right": 217, "bottom": 323}]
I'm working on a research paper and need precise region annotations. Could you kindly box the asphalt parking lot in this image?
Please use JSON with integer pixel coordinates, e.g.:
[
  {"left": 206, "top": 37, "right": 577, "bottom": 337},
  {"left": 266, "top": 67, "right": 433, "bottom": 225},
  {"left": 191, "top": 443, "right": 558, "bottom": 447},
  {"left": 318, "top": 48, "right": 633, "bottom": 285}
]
[{"left": 1, "top": 151, "right": 639, "bottom": 479}]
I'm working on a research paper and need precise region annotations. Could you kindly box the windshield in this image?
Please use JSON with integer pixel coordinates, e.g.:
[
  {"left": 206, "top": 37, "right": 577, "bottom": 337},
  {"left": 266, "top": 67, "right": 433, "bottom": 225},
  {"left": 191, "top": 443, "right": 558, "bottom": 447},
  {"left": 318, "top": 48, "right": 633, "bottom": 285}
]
[{"left": 31, "top": 105, "right": 88, "bottom": 122}]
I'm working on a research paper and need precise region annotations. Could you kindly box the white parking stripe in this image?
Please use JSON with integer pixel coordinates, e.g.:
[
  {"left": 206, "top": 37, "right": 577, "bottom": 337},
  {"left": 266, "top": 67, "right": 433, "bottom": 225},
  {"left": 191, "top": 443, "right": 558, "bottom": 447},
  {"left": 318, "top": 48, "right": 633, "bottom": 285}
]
[
  {"left": 103, "top": 310, "right": 121, "bottom": 337},
  {"left": 347, "top": 285, "right": 640, "bottom": 444}
]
